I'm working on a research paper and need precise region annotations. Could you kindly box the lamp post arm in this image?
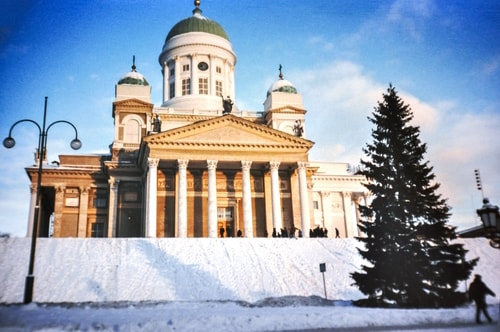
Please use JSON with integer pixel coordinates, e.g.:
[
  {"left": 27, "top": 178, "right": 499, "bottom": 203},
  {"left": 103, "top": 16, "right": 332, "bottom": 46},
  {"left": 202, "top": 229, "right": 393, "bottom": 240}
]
[
  {"left": 6, "top": 119, "right": 42, "bottom": 138},
  {"left": 46, "top": 120, "right": 80, "bottom": 140}
]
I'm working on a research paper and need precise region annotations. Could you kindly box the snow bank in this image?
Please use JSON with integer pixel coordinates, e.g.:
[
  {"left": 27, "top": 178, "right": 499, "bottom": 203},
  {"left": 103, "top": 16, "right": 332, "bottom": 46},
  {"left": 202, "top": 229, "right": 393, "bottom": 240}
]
[{"left": 0, "top": 237, "right": 498, "bottom": 304}]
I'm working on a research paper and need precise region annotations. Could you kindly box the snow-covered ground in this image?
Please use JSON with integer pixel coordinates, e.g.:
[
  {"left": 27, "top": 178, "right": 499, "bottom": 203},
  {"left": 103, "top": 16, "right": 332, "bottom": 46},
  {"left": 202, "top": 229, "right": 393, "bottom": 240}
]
[{"left": 0, "top": 237, "right": 499, "bottom": 331}]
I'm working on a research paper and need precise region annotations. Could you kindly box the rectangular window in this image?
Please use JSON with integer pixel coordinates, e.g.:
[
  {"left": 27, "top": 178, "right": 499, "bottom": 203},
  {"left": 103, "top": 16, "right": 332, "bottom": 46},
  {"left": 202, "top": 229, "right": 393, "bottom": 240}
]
[
  {"left": 280, "top": 179, "right": 288, "bottom": 191},
  {"left": 91, "top": 222, "right": 105, "bottom": 238},
  {"left": 182, "top": 64, "right": 189, "bottom": 72},
  {"left": 199, "top": 77, "right": 208, "bottom": 95},
  {"left": 215, "top": 80, "right": 223, "bottom": 97},
  {"left": 313, "top": 201, "right": 319, "bottom": 210},
  {"left": 123, "top": 192, "right": 138, "bottom": 202},
  {"left": 216, "top": 66, "right": 222, "bottom": 74},
  {"left": 65, "top": 197, "right": 79, "bottom": 207},
  {"left": 169, "top": 82, "right": 175, "bottom": 98},
  {"left": 217, "top": 207, "right": 233, "bottom": 220},
  {"left": 169, "top": 68, "right": 175, "bottom": 76},
  {"left": 182, "top": 78, "right": 191, "bottom": 95},
  {"left": 93, "top": 197, "right": 107, "bottom": 208}
]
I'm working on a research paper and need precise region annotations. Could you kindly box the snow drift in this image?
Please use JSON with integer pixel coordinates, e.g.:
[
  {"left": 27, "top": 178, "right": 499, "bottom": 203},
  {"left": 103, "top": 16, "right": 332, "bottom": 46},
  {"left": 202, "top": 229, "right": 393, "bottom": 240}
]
[{"left": 0, "top": 237, "right": 498, "bottom": 304}]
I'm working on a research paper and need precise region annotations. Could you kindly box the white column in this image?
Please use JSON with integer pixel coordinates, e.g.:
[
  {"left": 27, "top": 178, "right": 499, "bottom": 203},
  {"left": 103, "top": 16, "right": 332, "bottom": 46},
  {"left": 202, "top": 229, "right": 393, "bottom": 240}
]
[
  {"left": 241, "top": 160, "right": 253, "bottom": 238},
  {"left": 342, "top": 192, "right": 353, "bottom": 238},
  {"left": 107, "top": 178, "right": 119, "bottom": 238},
  {"left": 53, "top": 186, "right": 65, "bottom": 237},
  {"left": 26, "top": 185, "right": 36, "bottom": 237},
  {"left": 77, "top": 187, "right": 90, "bottom": 237},
  {"left": 298, "top": 162, "right": 311, "bottom": 238},
  {"left": 209, "top": 54, "right": 215, "bottom": 96},
  {"left": 269, "top": 161, "right": 282, "bottom": 233},
  {"left": 207, "top": 160, "right": 218, "bottom": 238},
  {"left": 162, "top": 61, "right": 169, "bottom": 103},
  {"left": 320, "top": 191, "right": 330, "bottom": 229},
  {"left": 146, "top": 158, "right": 159, "bottom": 237},
  {"left": 223, "top": 59, "right": 229, "bottom": 99},
  {"left": 177, "top": 159, "right": 189, "bottom": 238},
  {"left": 174, "top": 56, "right": 181, "bottom": 98},
  {"left": 191, "top": 54, "right": 197, "bottom": 95},
  {"left": 352, "top": 196, "right": 361, "bottom": 238}
]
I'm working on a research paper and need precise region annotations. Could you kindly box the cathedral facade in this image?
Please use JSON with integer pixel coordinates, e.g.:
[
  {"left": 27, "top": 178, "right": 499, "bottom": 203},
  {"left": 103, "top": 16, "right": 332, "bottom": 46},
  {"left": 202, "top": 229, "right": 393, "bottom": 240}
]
[{"left": 25, "top": 2, "right": 368, "bottom": 239}]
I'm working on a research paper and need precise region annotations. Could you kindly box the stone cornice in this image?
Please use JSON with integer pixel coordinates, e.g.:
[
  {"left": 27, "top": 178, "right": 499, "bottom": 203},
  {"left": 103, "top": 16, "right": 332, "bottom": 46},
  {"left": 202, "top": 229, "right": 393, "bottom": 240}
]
[
  {"left": 156, "top": 113, "right": 265, "bottom": 125},
  {"left": 312, "top": 175, "right": 366, "bottom": 182},
  {"left": 25, "top": 168, "right": 107, "bottom": 181}
]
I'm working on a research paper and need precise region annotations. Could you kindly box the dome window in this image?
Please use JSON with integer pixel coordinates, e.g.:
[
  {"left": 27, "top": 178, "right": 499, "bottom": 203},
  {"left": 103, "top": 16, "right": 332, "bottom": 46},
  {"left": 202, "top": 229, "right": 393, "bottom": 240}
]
[{"left": 198, "top": 62, "right": 209, "bottom": 71}]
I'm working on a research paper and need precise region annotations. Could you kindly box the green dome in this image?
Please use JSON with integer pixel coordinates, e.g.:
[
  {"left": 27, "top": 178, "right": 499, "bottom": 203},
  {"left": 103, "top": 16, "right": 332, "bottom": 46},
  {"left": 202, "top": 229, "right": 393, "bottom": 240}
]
[
  {"left": 165, "top": 7, "right": 229, "bottom": 42},
  {"left": 117, "top": 72, "right": 149, "bottom": 86},
  {"left": 267, "top": 79, "right": 297, "bottom": 97},
  {"left": 117, "top": 62, "right": 149, "bottom": 86}
]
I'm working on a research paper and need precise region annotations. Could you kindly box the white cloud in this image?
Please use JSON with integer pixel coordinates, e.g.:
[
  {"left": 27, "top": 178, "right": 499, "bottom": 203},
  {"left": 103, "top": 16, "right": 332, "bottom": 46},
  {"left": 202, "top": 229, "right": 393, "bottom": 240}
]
[{"left": 397, "top": 91, "right": 441, "bottom": 132}]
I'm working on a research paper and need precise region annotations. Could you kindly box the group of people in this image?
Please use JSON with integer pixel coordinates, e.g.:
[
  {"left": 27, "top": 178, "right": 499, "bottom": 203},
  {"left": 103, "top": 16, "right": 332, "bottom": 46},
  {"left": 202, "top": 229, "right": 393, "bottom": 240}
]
[
  {"left": 271, "top": 227, "right": 301, "bottom": 238},
  {"left": 218, "top": 225, "right": 344, "bottom": 239},
  {"left": 219, "top": 227, "right": 243, "bottom": 238}
]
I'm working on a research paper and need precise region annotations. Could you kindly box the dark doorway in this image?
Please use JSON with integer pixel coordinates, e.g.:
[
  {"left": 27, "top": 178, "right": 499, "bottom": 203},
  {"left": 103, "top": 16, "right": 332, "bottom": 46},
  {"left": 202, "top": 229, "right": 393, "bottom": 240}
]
[{"left": 39, "top": 187, "right": 55, "bottom": 237}]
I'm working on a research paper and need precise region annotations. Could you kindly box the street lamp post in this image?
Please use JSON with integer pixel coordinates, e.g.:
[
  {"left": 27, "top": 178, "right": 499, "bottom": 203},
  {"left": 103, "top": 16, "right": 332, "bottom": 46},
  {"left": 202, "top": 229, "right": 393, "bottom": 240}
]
[
  {"left": 2, "top": 97, "right": 81, "bottom": 303},
  {"left": 476, "top": 198, "right": 500, "bottom": 249}
]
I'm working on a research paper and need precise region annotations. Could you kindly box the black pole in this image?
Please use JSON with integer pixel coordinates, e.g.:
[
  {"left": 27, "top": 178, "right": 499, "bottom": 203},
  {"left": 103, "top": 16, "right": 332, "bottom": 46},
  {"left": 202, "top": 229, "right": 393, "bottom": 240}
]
[
  {"left": 24, "top": 96, "right": 48, "bottom": 304},
  {"left": 322, "top": 271, "right": 327, "bottom": 300}
]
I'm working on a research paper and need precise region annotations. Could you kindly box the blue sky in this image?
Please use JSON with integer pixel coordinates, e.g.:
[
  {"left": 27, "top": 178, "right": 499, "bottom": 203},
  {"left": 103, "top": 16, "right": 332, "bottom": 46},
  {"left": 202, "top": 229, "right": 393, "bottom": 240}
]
[{"left": 1, "top": 0, "right": 499, "bottom": 237}]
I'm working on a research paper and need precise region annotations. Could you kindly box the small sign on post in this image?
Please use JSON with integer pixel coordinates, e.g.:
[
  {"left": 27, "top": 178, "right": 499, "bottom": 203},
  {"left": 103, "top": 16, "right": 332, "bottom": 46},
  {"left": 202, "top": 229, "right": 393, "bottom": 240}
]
[{"left": 319, "top": 263, "right": 327, "bottom": 299}]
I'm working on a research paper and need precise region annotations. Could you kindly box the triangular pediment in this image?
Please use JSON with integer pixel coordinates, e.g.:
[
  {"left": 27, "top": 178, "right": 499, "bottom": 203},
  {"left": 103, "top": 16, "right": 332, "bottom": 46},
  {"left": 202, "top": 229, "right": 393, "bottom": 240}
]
[
  {"left": 113, "top": 98, "right": 153, "bottom": 107},
  {"left": 113, "top": 98, "right": 154, "bottom": 118},
  {"left": 267, "top": 105, "right": 307, "bottom": 114},
  {"left": 145, "top": 115, "right": 312, "bottom": 147},
  {"left": 141, "top": 115, "right": 314, "bottom": 163}
]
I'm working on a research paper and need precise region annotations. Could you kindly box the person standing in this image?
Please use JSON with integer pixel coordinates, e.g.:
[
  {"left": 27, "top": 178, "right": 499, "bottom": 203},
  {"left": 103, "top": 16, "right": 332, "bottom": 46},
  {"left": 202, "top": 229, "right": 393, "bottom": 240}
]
[{"left": 469, "top": 274, "right": 496, "bottom": 324}]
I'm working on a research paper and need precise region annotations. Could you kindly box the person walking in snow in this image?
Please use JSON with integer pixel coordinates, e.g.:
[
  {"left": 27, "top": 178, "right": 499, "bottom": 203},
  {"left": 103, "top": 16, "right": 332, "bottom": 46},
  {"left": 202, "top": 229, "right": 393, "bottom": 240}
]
[{"left": 469, "top": 274, "right": 496, "bottom": 324}]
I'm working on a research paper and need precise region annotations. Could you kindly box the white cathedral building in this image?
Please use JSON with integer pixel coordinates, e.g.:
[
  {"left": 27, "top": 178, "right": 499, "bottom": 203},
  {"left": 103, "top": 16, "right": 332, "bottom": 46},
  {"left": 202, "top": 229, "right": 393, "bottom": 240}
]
[{"left": 26, "top": 1, "right": 368, "bottom": 239}]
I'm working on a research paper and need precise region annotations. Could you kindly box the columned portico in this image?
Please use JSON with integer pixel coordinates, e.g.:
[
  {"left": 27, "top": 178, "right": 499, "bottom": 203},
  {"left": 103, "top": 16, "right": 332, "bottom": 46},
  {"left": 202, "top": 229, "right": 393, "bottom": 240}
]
[
  {"left": 142, "top": 115, "right": 315, "bottom": 239},
  {"left": 177, "top": 159, "right": 189, "bottom": 237},
  {"left": 207, "top": 160, "right": 218, "bottom": 238},
  {"left": 146, "top": 158, "right": 159, "bottom": 237},
  {"left": 270, "top": 161, "right": 282, "bottom": 233},
  {"left": 241, "top": 160, "right": 253, "bottom": 237}
]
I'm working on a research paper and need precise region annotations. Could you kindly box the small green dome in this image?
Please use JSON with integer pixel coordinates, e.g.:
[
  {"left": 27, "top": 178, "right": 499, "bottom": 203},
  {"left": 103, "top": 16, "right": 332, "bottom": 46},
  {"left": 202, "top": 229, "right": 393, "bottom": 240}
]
[
  {"left": 165, "top": 7, "right": 229, "bottom": 42},
  {"left": 267, "top": 79, "right": 297, "bottom": 97},
  {"left": 118, "top": 71, "right": 149, "bottom": 86},
  {"left": 118, "top": 58, "right": 149, "bottom": 86}
]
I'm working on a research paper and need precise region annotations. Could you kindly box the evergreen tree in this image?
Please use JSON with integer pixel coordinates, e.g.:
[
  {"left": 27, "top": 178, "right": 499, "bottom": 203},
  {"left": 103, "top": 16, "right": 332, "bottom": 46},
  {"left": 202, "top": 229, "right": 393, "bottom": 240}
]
[{"left": 351, "top": 85, "right": 478, "bottom": 308}]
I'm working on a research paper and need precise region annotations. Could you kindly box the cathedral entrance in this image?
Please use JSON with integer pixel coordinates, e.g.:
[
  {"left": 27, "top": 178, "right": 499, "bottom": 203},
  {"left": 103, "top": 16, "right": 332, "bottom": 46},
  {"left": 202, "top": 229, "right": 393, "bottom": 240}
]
[{"left": 217, "top": 207, "right": 234, "bottom": 237}]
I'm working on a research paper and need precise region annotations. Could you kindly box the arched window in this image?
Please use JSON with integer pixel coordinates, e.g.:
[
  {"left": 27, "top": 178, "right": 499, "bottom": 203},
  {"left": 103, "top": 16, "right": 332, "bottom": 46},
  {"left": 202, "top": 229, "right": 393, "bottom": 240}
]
[{"left": 124, "top": 119, "right": 140, "bottom": 143}]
